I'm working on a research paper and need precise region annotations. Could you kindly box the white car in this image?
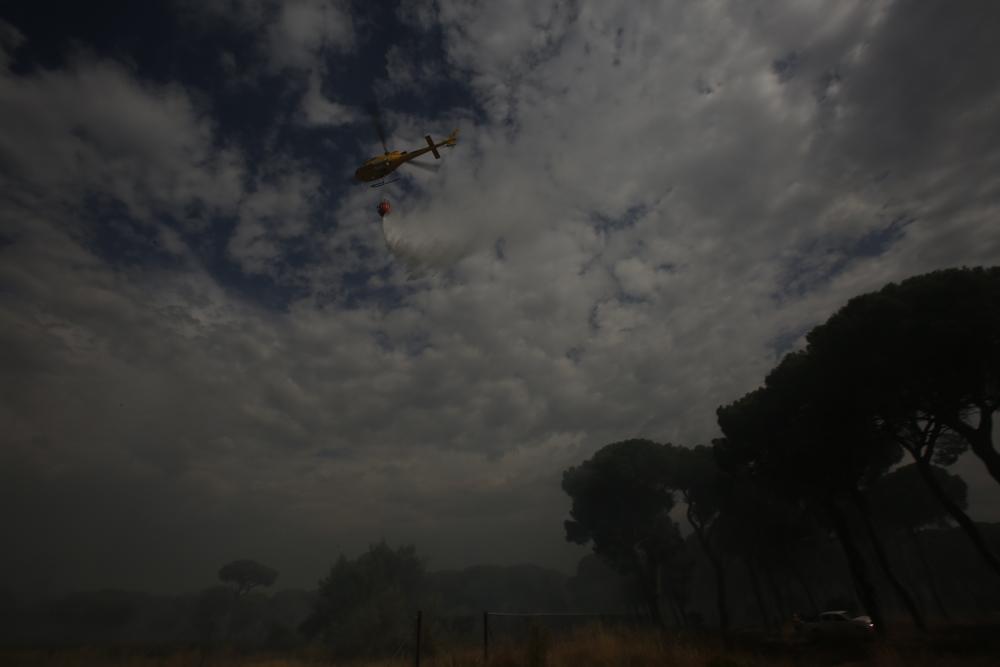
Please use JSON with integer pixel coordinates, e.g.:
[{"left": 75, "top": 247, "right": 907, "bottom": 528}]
[{"left": 801, "top": 611, "right": 875, "bottom": 636}]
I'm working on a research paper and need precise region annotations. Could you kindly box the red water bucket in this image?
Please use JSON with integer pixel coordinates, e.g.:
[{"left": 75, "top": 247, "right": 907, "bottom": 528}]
[{"left": 377, "top": 200, "right": 391, "bottom": 217}]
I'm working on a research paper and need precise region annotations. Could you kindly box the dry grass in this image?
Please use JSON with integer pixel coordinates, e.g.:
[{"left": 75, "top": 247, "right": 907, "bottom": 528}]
[{"left": 2, "top": 621, "right": 998, "bottom": 667}]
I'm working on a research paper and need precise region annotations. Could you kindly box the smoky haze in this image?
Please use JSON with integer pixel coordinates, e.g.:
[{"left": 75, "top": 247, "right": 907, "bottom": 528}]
[{"left": 1, "top": 0, "right": 1000, "bottom": 627}]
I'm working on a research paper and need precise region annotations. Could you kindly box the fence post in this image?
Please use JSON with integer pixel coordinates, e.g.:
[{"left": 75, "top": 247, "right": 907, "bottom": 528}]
[
  {"left": 483, "top": 611, "right": 489, "bottom": 665},
  {"left": 415, "top": 610, "right": 423, "bottom": 667}
]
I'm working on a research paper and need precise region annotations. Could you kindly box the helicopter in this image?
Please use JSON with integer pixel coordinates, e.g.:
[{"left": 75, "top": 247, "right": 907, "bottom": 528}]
[{"left": 355, "top": 102, "right": 458, "bottom": 190}]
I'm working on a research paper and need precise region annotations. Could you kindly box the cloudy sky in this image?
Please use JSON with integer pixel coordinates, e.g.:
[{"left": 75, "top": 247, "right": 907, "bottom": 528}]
[{"left": 2, "top": 0, "right": 1000, "bottom": 596}]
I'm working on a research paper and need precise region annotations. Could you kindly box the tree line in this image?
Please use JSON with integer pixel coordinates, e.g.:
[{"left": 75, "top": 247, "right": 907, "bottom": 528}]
[{"left": 562, "top": 266, "right": 1000, "bottom": 636}]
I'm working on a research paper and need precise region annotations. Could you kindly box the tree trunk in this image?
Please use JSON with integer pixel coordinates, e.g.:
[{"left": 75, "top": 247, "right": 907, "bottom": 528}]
[
  {"left": 672, "top": 579, "right": 690, "bottom": 625},
  {"left": 790, "top": 564, "right": 821, "bottom": 614},
  {"left": 764, "top": 561, "right": 789, "bottom": 622},
  {"left": 638, "top": 563, "right": 665, "bottom": 628},
  {"left": 687, "top": 504, "right": 730, "bottom": 630},
  {"left": 815, "top": 576, "right": 832, "bottom": 611},
  {"left": 825, "top": 499, "right": 888, "bottom": 637},
  {"left": 891, "top": 533, "right": 925, "bottom": 612},
  {"left": 949, "top": 409, "right": 1000, "bottom": 486},
  {"left": 912, "top": 454, "right": 1000, "bottom": 577},
  {"left": 906, "top": 527, "right": 950, "bottom": 619},
  {"left": 669, "top": 600, "right": 683, "bottom": 627},
  {"left": 851, "top": 488, "right": 926, "bottom": 631},
  {"left": 654, "top": 563, "right": 664, "bottom": 627},
  {"left": 957, "top": 577, "right": 989, "bottom": 616},
  {"left": 742, "top": 556, "right": 771, "bottom": 630},
  {"left": 644, "top": 583, "right": 664, "bottom": 628}
]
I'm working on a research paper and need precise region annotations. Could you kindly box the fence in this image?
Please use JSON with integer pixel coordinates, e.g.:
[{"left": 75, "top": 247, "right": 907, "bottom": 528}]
[
  {"left": 483, "top": 611, "right": 643, "bottom": 665},
  {"left": 397, "top": 611, "right": 639, "bottom": 666}
]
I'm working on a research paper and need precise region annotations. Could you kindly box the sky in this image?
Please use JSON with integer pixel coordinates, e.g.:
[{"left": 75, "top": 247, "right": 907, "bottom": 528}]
[{"left": 1, "top": 0, "right": 1000, "bottom": 597}]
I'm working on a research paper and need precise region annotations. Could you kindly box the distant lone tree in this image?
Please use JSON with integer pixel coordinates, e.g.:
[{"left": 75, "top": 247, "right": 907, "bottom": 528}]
[{"left": 218, "top": 560, "right": 279, "bottom": 597}]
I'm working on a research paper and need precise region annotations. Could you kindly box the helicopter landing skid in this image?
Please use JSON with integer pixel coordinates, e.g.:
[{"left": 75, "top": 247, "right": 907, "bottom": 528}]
[{"left": 371, "top": 177, "right": 401, "bottom": 188}]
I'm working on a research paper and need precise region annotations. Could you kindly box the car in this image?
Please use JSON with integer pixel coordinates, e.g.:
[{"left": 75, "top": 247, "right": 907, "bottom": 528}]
[{"left": 799, "top": 611, "right": 875, "bottom": 636}]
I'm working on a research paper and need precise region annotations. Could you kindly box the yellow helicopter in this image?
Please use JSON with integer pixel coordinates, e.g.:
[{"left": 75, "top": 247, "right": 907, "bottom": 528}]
[{"left": 355, "top": 103, "right": 458, "bottom": 187}]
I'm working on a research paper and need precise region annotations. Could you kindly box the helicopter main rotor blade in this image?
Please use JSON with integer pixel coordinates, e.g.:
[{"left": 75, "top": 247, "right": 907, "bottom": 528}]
[
  {"left": 404, "top": 159, "right": 441, "bottom": 173},
  {"left": 366, "top": 101, "right": 389, "bottom": 154}
]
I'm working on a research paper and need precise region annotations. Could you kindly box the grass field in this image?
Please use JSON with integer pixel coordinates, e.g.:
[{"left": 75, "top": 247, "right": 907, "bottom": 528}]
[{"left": 2, "top": 620, "right": 998, "bottom": 667}]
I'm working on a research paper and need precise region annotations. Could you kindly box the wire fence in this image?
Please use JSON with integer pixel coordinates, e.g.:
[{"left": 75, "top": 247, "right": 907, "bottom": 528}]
[
  {"left": 390, "top": 610, "right": 645, "bottom": 666},
  {"left": 481, "top": 612, "right": 644, "bottom": 664}
]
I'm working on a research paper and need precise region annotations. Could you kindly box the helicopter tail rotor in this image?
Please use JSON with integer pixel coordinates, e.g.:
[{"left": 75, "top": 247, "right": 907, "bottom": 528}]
[{"left": 424, "top": 135, "right": 441, "bottom": 159}]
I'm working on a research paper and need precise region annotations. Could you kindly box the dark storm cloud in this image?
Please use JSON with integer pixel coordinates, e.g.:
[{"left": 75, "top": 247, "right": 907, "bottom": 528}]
[{"left": 1, "top": 0, "right": 1000, "bottom": 595}]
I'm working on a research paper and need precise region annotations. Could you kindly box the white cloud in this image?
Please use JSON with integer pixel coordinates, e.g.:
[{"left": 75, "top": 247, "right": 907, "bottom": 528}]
[
  {"left": 267, "top": 0, "right": 355, "bottom": 69},
  {"left": 299, "top": 71, "right": 355, "bottom": 126},
  {"left": 0, "top": 53, "right": 243, "bottom": 226},
  {"left": 229, "top": 168, "right": 321, "bottom": 274},
  {"left": 179, "top": 0, "right": 355, "bottom": 71},
  {"left": 377, "top": 43, "right": 447, "bottom": 98},
  {"left": 0, "top": 18, "right": 25, "bottom": 64}
]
